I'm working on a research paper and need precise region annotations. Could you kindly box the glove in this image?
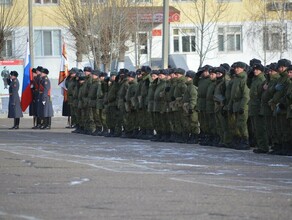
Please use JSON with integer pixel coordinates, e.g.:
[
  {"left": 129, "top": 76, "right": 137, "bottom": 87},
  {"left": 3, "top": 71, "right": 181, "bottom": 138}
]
[
  {"left": 42, "top": 101, "right": 46, "bottom": 106},
  {"left": 165, "top": 86, "right": 171, "bottom": 92},
  {"left": 188, "top": 109, "right": 193, "bottom": 114},
  {"left": 238, "top": 108, "right": 244, "bottom": 114},
  {"left": 275, "top": 83, "right": 284, "bottom": 91}
]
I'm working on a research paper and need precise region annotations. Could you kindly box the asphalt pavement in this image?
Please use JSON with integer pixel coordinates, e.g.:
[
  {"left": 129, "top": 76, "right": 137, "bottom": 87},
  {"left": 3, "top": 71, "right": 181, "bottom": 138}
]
[{"left": 0, "top": 117, "right": 292, "bottom": 220}]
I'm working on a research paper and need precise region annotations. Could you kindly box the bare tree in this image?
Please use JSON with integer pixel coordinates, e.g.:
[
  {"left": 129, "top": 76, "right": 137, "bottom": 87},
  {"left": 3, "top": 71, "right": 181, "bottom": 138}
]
[
  {"left": 0, "top": 0, "right": 26, "bottom": 59},
  {"left": 173, "top": 0, "right": 230, "bottom": 67},
  {"left": 56, "top": 0, "right": 138, "bottom": 71},
  {"left": 245, "top": 0, "right": 292, "bottom": 64}
]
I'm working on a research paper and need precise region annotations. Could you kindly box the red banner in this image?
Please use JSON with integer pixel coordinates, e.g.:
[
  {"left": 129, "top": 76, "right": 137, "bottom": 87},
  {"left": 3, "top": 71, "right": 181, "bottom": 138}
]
[{"left": 0, "top": 60, "right": 24, "bottom": 66}]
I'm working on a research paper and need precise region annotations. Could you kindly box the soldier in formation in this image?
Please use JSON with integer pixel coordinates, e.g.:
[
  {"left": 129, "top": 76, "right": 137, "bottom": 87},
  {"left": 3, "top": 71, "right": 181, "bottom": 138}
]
[{"left": 60, "top": 58, "right": 292, "bottom": 156}]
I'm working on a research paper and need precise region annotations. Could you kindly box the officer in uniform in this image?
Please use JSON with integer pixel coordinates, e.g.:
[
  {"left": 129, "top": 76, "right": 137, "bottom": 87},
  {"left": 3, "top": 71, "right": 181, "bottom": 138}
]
[
  {"left": 268, "top": 59, "right": 291, "bottom": 155},
  {"left": 32, "top": 66, "right": 43, "bottom": 129},
  {"left": 147, "top": 70, "right": 159, "bottom": 141},
  {"left": 38, "top": 68, "right": 54, "bottom": 129},
  {"left": 249, "top": 63, "right": 269, "bottom": 153},
  {"left": 152, "top": 69, "right": 168, "bottom": 141},
  {"left": 228, "top": 62, "right": 250, "bottom": 150},
  {"left": 213, "top": 66, "right": 228, "bottom": 147},
  {"left": 66, "top": 68, "right": 79, "bottom": 128},
  {"left": 182, "top": 70, "right": 199, "bottom": 144},
  {"left": 87, "top": 69, "right": 101, "bottom": 135},
  {"left": 123, "top": 71, "right": 138, "bottom": 138},
  {"left": 136, "top": 66, "right": 153, "bottom": 139},
  {"left": 29, "top": 68, "right": 38, "bottom": 127},
  {"left": 104, "top": 72, "right": 120, "bottom": 137},
  {"left": 284, "top": 65, "right": 292, "bottom": 156},
  {"left": 172, "top": 68, "right": 187, "bottom": 143},
  {"left": 204, "top": 67, "right": 217, "bottom": 146},
  {"left": 193, "top": 65, "right": 212, "bottom": 144},
  {"left": 7, "top": 71, "right": 23, "bottom": 129}
]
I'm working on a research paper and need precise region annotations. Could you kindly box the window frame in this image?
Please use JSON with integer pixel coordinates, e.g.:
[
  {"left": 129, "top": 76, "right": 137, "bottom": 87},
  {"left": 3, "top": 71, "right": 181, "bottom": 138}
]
[
  {"left": 172, "top": 28, "right": 196, "bottom": 54},
  {"left": 263, "top": 24, "right": 287, "bottom": 52},
  {"left": 218, "top": 26, "right": 242, "bottom": 53},
  {"left": 1, "top": 32, "right": 13, "bottom": 58},
  {"left": 34, "top": 29, "right": 61, "bottom": 57}
]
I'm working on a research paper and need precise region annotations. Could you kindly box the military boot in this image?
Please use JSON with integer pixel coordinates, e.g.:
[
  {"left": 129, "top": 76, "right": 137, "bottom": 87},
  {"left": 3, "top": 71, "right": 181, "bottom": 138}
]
[{"left": 235, "top": 138, "right": 250, "bottom": 150}]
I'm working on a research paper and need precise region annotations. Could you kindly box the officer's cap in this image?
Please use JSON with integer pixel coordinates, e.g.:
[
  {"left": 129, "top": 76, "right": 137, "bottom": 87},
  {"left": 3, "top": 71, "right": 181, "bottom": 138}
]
[
  {"left": 41, "top": 68, "right": 49, "bottom": 75},
  {"left": 128, "top": 71, "right": 136, "bottom": 78},
  {"left": 110, "top": 71, "right": 117, "bottom": 77},
  {"left": 136, "top": 69, "right": 142, "bottom": 75},
  {"left": 141, "top": 65, "right": 152, "bottom": 74},
  {"left": 277, "top": 59, "right": 291, "bottom": 68},
  {"left": 83, "top": 66, "right": 92, "bottom": 72},
  {"left": 175, "top": 68, "right": 185, "bottom": 75},
  {"left": 151, "top": 70, "right": 159, "bottom": 76},
  {"left": 215, "top": 66, "right": 227, "bottom": 75},
  {"left": 268, "top": 63, "right": 278, "bottom": 72},
  {"left": 253, "top": 63, "right": 265, "bottom": 72},
  {"left": 233, "top": 61, "right": 247, "bottom": 70},
  {"left": 36, "top": 66, "right": 43, "bottom": 72},
  {"left": 159, "top": 69, "right": 169, "bottom": 75},
  {"left": 99, "top": 72, "right": 108, "bottom": 77},
  {"left": 119, "top": 68, "right": 129, "bottom": 75},
  {"left": 91, "top": 69, "right": 100, "bottom": 76},
  {"left": 185, "top": 70, "right": 196, "bottom": 78},
  {"left": 209, "top": 67, "right": 217, "bottom": 74},
  {"left": 10, "top": 71, "right": 18, "bottom": 77},
  {"left": 168, "top": 68, "right": 175, "bottom": 74},
  {"left": 287, "top": 65, "right": 292, "bottom": 72},
  {"left": 220, "top": 63, "right": 230, "bottom": 73},
  {"left": 69, "top": 67, "right": 79, "bottom": 75},
  {"left": 249, "top": 58, "right": 261, "bottom": 67}
]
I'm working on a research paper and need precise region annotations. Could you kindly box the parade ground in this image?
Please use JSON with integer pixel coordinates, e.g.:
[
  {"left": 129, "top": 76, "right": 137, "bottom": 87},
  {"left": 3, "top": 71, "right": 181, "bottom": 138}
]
[{"left": 0, "top": 117, "right": 292, "bottom": 220}]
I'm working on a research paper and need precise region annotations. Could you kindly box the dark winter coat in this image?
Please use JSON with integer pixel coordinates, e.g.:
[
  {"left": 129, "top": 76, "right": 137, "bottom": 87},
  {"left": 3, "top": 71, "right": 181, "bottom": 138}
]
[{"left": 8, "top": 78, "right": 23, "bottom": 118}]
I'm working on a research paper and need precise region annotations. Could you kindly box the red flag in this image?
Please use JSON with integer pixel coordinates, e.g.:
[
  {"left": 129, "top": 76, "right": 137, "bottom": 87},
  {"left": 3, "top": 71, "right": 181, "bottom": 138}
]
[{"left": 58, "top": 39, "right": 69, "bottom": 101}]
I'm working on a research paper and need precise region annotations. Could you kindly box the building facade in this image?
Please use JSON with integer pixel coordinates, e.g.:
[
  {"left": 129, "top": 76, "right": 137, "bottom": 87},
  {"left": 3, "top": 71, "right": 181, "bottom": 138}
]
[{"left": 1, "top": 0, "right": 292, "bottom": 79}]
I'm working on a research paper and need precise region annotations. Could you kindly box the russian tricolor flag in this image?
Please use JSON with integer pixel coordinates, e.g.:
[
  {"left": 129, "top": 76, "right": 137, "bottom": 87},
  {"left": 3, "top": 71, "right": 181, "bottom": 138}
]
[{"left": 20, "top": 39, "right": 33, "bottom": 112}]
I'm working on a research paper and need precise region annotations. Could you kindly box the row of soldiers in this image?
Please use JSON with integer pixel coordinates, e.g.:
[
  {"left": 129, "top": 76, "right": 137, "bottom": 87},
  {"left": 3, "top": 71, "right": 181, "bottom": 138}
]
[{"left": 65, "top": 58, "right": 292, "bottom": 156}]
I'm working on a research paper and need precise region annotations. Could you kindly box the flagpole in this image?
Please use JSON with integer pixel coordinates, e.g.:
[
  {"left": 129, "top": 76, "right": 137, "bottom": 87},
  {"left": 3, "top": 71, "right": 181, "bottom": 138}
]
[
  {"left": 162, "top": 0, "right": 169, "bottom": 69},
  {"left": 28, "top": 0, "right": 34, "bottom": 67}
]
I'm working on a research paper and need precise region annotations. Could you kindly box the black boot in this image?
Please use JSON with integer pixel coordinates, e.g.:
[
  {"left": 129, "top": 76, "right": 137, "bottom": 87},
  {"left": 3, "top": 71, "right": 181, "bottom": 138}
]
[
  {"left": 14, "top": 118, "right": 20, "bottom": 129},
  {"left": 9, "top": 119, "right": 17, "bottom": 129},
  {"left": 235, "top": 138, "right": 250, "bottom": 150}
]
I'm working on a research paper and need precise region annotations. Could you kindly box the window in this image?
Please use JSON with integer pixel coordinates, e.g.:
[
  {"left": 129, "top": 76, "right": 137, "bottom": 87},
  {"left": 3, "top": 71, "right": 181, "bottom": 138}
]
[
  {"left": 34, "top": 0, "right": 59, "bottom": 4},
  {"left": 263, "top": 25, "right": 287, "bottom": 51},
  {"left": 0, "top": 0, "right": 12, "bottom": 4},
  {"left": 34, "top": 30, "right": 61, "bottom": 57},
  {"left": 0, "top": 32, "right": 12, "bottom": 58},
  {"left": 218, "top": 26, "right": 242, "bottom": 52},
  {"left": 173, "top": 28, "right": 196, "bottom": 53}
]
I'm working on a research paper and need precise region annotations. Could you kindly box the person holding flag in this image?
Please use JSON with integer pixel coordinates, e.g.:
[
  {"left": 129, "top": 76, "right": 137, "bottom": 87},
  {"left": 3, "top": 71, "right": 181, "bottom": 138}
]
[{"left": 58, "top": 39, "right": 71, "bottom": 128}]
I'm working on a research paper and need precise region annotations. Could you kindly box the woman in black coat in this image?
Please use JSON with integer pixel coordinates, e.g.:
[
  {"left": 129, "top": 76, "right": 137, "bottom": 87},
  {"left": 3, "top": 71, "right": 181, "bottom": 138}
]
[{"left": 8, "top": 71, "right": 23, "bottom": 129}]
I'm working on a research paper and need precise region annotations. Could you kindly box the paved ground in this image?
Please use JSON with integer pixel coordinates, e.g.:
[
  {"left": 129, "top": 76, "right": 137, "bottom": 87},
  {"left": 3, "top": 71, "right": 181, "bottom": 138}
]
[{"left": 0, "top": 117, "right": 292, "bottom": 220}]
